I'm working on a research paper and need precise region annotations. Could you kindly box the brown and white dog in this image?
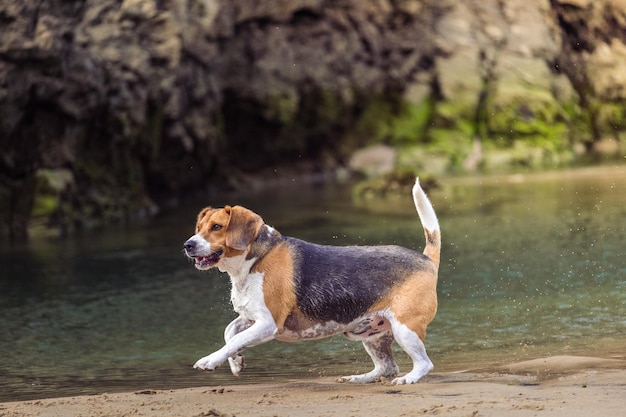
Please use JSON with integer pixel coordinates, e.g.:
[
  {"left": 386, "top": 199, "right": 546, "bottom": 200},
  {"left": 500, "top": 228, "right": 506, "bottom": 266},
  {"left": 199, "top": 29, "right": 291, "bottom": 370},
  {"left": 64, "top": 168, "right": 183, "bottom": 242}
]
[{"left": 183, "top": 178, "right": 440, "bottom": 384}]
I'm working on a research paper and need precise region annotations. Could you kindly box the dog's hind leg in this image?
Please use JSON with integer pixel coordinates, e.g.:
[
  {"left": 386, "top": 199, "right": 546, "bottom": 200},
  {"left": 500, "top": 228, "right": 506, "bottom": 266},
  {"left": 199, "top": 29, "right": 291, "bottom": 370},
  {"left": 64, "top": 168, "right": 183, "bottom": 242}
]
[
  {"left": 338, "top": 332, "right": 399, "bottom": 384},
  {"left": 224, "top": 316, "right": 253, "bottom": 376},
  {"left": 389, "top": 320, "right": 433, "bottom": 385}
]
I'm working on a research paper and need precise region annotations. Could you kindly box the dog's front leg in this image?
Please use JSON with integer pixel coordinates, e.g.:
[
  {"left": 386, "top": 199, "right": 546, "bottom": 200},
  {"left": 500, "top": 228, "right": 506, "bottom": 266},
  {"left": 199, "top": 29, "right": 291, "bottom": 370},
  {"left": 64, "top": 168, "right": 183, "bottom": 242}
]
[{"left": 193, "top": 316, "right": 277, "bottom": 372}]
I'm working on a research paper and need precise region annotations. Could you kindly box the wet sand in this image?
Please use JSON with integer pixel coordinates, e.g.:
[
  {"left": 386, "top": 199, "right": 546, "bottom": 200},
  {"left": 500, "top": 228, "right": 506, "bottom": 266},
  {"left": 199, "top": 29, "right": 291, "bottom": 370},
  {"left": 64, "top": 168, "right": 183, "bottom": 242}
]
[{"left": 2, "top": 355, "right": 625, "bottom": 417}]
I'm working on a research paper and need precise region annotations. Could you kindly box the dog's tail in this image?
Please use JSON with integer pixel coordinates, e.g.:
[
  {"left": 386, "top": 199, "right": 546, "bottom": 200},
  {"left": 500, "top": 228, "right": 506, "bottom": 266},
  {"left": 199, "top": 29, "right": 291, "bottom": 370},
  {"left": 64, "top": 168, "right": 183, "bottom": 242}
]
[{"left": 412, "top": 178, "right": 441, "bottom": 269}]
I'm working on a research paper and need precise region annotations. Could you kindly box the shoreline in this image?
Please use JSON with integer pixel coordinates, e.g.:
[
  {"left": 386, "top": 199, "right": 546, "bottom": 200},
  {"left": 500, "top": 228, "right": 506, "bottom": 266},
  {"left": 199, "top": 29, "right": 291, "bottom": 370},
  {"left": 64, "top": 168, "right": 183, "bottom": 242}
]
[{"left": 2, "top": 355, "right": 625, "bottom": 417}]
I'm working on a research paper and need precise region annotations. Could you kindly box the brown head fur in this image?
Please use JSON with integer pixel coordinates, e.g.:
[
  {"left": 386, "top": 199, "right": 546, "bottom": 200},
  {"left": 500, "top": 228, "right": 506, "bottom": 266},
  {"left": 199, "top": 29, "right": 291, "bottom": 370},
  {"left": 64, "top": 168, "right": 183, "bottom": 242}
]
[{"left": 195, "top": 205, "right": 264, "bottom": 253}]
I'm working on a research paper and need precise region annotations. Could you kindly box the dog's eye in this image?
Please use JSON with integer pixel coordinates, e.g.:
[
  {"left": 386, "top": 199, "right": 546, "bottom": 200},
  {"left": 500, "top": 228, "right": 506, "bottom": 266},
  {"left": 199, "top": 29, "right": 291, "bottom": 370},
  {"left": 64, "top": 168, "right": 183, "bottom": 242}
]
[{"left": 211, "top": 224, "right": 223, "bottom": 231}]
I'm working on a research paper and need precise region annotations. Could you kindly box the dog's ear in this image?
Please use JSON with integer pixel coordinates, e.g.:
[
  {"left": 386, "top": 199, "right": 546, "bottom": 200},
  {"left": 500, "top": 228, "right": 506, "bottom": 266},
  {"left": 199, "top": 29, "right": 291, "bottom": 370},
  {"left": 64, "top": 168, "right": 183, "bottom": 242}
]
[{"left": 225, "top": 206, "right": 264, "bottom": 251}]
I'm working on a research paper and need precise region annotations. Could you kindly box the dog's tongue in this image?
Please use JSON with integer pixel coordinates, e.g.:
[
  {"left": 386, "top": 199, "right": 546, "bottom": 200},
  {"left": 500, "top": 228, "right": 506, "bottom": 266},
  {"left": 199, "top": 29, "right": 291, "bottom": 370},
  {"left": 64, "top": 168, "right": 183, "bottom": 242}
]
[{"left": 196, "top": 250, "right": 223, "bottom": 266}]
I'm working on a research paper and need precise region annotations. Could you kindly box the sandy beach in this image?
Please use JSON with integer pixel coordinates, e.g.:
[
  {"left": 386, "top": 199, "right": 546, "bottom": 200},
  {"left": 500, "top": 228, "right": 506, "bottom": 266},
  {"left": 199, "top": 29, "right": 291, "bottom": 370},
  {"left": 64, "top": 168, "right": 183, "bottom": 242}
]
[{"left": 2, "top": 355, "right": 624, "bottom": 417}]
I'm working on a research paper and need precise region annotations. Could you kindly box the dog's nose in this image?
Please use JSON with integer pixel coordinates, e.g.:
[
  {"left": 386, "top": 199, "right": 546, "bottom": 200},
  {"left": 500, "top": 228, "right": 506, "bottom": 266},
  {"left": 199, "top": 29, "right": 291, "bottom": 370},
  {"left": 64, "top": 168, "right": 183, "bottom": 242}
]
[{"left": 183, "top": 239, "right": 196, "bottom": 251}]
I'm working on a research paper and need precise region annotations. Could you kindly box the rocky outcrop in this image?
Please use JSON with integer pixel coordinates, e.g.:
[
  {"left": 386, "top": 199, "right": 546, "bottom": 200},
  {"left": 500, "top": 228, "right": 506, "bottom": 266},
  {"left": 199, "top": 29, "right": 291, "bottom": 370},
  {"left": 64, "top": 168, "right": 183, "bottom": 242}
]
[
  {"left": 397, "top": 0, "right": 626, "bottom": 172},
  {"left": 1, "top": 0, "right": 625, "bottom": 239},
  {"left": 0, "top": 0, "right": 444, "bottom": 239},
  {"left": 550, "top": 0, "right": 626, "bottom": 150}
]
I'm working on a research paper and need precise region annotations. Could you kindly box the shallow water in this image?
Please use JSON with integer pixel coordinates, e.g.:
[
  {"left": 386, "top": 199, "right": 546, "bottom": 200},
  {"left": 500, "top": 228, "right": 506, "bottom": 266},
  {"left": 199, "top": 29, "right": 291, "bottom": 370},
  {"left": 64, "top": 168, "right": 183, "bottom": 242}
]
[{"left": 1, "top": 166, "right": 625, "bottom": 401}]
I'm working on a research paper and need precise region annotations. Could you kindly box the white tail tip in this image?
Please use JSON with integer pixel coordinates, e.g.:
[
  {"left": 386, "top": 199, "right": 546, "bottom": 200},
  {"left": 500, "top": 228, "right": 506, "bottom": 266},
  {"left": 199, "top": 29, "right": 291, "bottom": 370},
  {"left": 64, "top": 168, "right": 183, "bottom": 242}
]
[{"left": 412, "top": 178, "right": 439, "bottom": 232}]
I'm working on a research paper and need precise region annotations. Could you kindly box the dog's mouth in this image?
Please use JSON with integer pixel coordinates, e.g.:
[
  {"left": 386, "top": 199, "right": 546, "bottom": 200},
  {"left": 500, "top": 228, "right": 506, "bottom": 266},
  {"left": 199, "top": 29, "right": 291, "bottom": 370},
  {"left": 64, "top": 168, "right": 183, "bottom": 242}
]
[{"left": 193, "top": 250, "right": 223, "bottom": 269}]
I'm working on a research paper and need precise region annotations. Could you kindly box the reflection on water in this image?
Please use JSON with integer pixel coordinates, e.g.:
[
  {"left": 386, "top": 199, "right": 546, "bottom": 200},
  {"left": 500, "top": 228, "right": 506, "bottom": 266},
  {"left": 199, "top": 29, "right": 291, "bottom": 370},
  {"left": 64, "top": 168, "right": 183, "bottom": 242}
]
[{"left": 1, "top": 166, "right": 625, "bottom": 401}]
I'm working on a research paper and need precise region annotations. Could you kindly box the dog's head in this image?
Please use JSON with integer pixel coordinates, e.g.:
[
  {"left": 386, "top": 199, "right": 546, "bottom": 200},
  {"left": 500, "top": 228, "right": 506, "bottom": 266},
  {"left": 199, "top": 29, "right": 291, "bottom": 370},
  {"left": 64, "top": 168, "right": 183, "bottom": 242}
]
[{"left": 183, "top": 205, "right": 264, "bottom": 270}]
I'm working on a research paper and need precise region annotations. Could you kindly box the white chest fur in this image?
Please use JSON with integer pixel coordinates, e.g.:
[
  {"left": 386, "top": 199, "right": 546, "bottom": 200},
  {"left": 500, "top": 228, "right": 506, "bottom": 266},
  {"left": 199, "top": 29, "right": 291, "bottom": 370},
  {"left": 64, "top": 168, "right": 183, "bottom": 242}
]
[
  {"left": 225, "top": 256, "right": 272, "bottom": 322},
  {"left": 230, "top": 271, "right": 266, "bottom": 318}
]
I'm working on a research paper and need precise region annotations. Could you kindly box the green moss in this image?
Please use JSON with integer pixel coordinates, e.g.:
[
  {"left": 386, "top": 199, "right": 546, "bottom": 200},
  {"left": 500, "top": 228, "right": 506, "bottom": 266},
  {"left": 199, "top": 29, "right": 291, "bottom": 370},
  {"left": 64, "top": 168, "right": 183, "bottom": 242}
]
[
  {"left": 434, "top": 100, "right": 477, "bottom": 130},
  {"left": 32, "top": 169, "right": 74, "bottom": 219},
  {"left": 487, "top": 90, "right": 568, "bottom": 145},
  {"left": 353, "top": 94, "right": 396, "bottom": 144},
  {"left": 264, "top": 93, "right": 299, "bottom": 124},
  {"left": 596, "top": 101, "right": 626, "bottom": 135},
  {"left": 346, "top": 82, "right": 602, "bottom": 175},
  {"left": 388, "top": 97, "right": 436, "bottom": 145},
  {"left": 426, "top": 129, "right": 474, "bottom": 170},
  {"left": 32, "top": 195, "right": 58, "bottom": 218},
  {"left": 350, "top": 92, "right": 438, "bottom": 148}
]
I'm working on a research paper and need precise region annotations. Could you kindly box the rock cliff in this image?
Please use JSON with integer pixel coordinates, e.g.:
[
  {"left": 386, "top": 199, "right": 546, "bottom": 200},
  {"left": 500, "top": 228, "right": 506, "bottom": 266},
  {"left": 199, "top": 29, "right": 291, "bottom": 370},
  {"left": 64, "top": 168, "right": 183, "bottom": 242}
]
[{"left": 1, "top": 0, "right": 625, "bottom": 239}]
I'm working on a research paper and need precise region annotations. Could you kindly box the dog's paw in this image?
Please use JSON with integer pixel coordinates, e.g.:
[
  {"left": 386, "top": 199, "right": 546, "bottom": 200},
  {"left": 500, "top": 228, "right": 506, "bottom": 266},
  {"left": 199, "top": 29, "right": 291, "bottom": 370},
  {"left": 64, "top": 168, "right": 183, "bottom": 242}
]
[
  {"left": 193, "top": 354, "right": 222, "bottom": 371},
  {"left": 391, "top": 365, "right": 431, "bottom": 384},
  {"left": 228, "top": 354, "right": 245, "bottom": 376},
  {"left": 390, "top": 373, "right": 422, "bottom": 385},
  {"left": 337, "top": 373, "right": 378, "bottom": 384},
  {"left": 391, "top": 376, "right": 409, "bottom": 385}
]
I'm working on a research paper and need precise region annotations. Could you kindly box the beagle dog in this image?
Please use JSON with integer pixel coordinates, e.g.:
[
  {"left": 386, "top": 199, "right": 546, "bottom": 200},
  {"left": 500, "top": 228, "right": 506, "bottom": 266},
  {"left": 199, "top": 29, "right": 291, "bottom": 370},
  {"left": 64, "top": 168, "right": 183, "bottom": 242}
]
[{"left": 183, "top": 178, "right": 440, "bottom": 384}]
